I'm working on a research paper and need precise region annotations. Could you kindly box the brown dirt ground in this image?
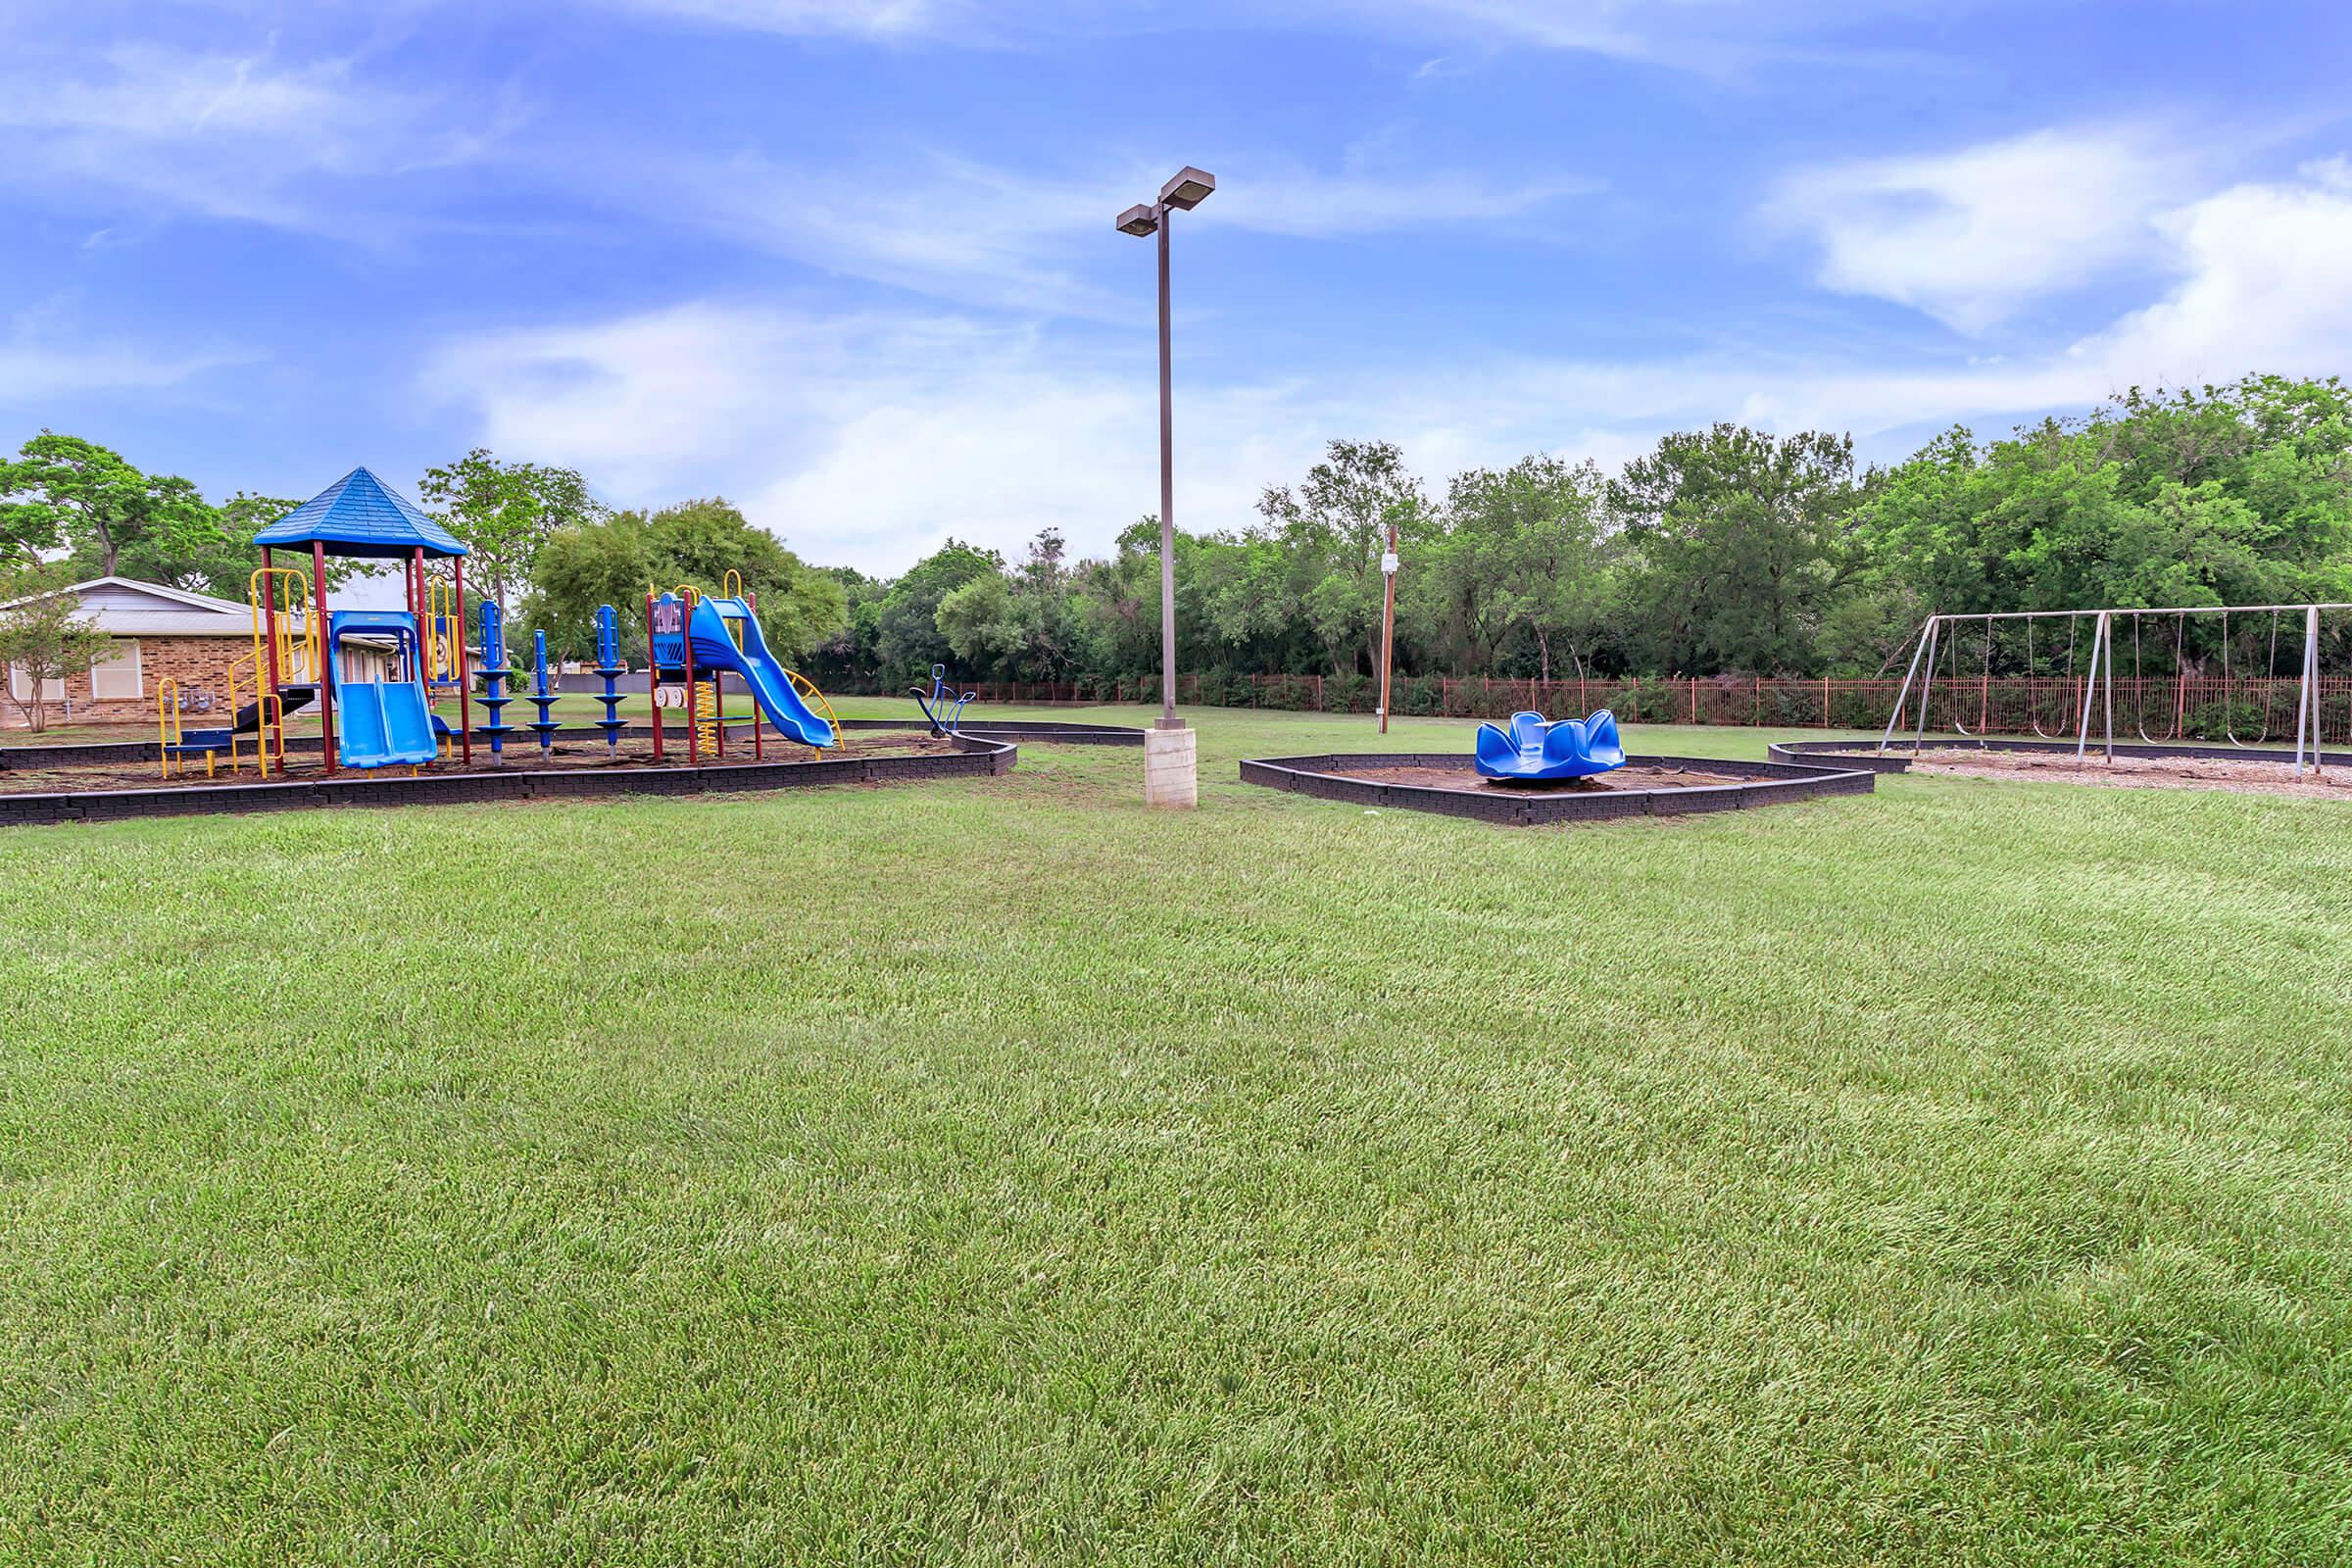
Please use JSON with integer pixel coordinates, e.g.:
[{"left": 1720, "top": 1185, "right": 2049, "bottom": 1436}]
[
  {"left": 1327, "top": 761, "right": 1753, "bottom": 794},
  {"left": 0, "top": 732, "right": 957, "bottom": 796},
  {"left": 1910, "top": 746, "right": 2352, "bottom": 801}
]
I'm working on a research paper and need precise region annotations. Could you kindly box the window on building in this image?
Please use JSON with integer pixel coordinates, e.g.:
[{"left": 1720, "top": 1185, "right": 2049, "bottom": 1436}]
[
  {"left": 8, "top": 665, "right": 67, "bottom": 704},
  {"left": 88, "top": 639, "right": 142, "bottom": 699}
]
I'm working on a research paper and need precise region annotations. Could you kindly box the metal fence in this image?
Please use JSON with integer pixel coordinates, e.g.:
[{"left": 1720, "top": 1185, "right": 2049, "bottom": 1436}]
[{"left": 940, "top": 672, "right": 2352, "bottom": 743}]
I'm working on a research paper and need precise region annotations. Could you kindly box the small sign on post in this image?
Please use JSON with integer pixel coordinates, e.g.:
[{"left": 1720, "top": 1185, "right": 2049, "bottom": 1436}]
[{"left": 1381, "top": 552, "right": 1399, "bottom": 576}]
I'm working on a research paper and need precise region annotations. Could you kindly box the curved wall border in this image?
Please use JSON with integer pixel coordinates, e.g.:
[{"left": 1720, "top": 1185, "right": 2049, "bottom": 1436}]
[
  {"left": 1240, "top": 752, "right": 1874, "bottom": 826},
  {"left": 0, "top": 729, "right": 1017, "bottom": 829},
  {"left": 1768, "top": 737, "right": 2352, "bottom": 772}
]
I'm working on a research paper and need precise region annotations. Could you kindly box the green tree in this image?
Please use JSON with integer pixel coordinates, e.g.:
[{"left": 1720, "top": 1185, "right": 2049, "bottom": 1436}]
[
  {"left": 524, "top": 512, "right": 662, "bottom": 661},
  {"left": 874, "top": 540, "right": 1002, "bottom": 684},
  {"left": 934, "top": 529, "right": 1088, "bottom": 682},
  {"left": 1612, "top": 424, "right": 1857, "bottom": 674},
  {"left": 1256, "top": 440, "right": 1430, "bottom": 676},
  {"left": 1844, "top": 377, "right": 2352, "bottom": 670},
  {"left": 1433, "top": 455, "right": 1618, "bottom": 682},
  {"left": 522, "top": 498, "right": 844, "bottom": 663},
  {"left": 806, "top": 567, "right": 889, "bottom": 690},
  {"left": 418, "top": 450, "right": 604, "bottom": 626},
  {"left": 0, "top": 432, "right": 215, "bottom": 579},
  {"left": 0, "top": 564, "right": 118, "bottom": 732}
]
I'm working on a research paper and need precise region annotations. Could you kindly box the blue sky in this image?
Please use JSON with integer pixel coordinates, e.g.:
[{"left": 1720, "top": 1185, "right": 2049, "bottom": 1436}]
[{"left": 5, "top": 1, "right": 2352, "bottom": 578}]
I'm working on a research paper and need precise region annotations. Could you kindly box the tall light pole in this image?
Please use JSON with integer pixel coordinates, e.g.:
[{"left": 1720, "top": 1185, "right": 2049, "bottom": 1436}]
[{"left": 1117, "top": 166, "right": 1214, "bottom": 740}]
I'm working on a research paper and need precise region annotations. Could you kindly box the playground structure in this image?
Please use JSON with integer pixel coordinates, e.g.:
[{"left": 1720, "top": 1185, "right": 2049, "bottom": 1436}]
[
  {"left": 1880, "top": 603, "right": 2351, "bottom": 775},
  {"left": 153, "top": 467, "right": 474, "bottom": 781},
  {"left": 147, "top": 467, "right": 847, "bottom": 782},
  {"left": 644, "top": 573, "right": 839, "bottom": 763},
  {"left": 1474, "top": 709, "right": 1627, "bottom": 782}
]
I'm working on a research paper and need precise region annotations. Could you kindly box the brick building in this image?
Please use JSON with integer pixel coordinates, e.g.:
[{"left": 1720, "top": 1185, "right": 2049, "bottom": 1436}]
[{"left": 0, "top": 576, "right": 392, "bottom": 730}]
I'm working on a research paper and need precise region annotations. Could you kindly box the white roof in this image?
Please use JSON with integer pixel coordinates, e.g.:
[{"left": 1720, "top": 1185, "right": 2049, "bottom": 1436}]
[{"left": 0, "top": 575, "right": 251, "bottom": 637}]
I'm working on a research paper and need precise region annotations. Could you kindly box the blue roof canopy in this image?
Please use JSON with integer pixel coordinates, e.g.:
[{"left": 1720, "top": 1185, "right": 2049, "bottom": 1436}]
[{"left": 254, "top": 466, "right": 468, "bottom": 561}]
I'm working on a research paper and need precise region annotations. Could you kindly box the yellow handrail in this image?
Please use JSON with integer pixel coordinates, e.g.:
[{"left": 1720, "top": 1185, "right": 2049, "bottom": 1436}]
[
  {"left": 249, "top": 566, "right": 318, "bottom": 690},
  {"left": 227, "top": 663, "right": 273, "bottom": 777},
  {"left": 157, "top": 678, "right": 182, "bottom": 779},
  {"left": 787, "top": 668, "right": 841, "bottom": 754}
]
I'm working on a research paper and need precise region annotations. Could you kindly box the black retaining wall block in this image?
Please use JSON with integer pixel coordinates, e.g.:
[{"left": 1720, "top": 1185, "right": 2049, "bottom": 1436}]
[
  {"left": 0, "top": 730, "right": 1014, "bottom": 828},
  {"left": 1240, "top": 752, "right": 1874, "bottom": 826},
  {"left": 1768, "top": 736, "right": 2352, "bottom": 771}
]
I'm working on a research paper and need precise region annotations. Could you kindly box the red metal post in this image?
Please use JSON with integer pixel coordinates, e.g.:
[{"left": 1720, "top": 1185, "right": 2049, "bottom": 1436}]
[
  {"left": 259, "top": 546, "right": 280, "bottom": 776},
  {"left": 453, "top": 559, "right": 472, "bottom": 764},
  {"left": 312, "top": 542, "right": 336, "bottom": 774},
  {"left": 411, "top": 548, "right": 425, "bottom": 689},
  {"left": 646, "top": 590, "right": 662, "bottom": 762},
  {"left": 749, "top": 589, "right": 762, "bottom": 759},
  {"left": 684, "top": 589, "right": 699, "bottom": 765}
]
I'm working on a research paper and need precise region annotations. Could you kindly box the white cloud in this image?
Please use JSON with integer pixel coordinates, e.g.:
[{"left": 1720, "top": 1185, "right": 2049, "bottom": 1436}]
[
  {"left": 1767, "top": 124, "right": 2206, "bottom": 332},
  {"left": 0, "top": 317, "right": 242, "bottom": 406},
  {"left": 427, "top": 163, "right": 2352, "bottom": 574},
  {"left": 596, "top": 0, "right": 979, "bottom": 39},
  {"left": 596, "top": 145, "right": 1594, "bottom": 318},
  {"left": 590, "top": 0, "right": 1963, "bottom": 71},
  {"left": 0, "top": 42, "right": 505, "bottom": 230},
  {"left": 1741, "top": 159, "right": 2352, "bottom": 428},
  {"left": 1205, "top": 165, "right": 1598, "bottom": 237}
]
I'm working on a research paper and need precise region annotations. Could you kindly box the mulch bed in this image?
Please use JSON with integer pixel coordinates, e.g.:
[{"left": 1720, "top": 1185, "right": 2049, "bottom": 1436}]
[
  {"left": 0, "top": 732, "right": 956, "bottom": 797},
  {"left": 1325, "top": 761, "right": 1755, "bottom": 794},
  {"left": 1912, "top": 746, "right": 2352, "bottom": 801}
]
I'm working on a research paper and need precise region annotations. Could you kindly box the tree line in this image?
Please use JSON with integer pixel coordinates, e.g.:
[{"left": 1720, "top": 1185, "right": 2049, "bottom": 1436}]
[
  {"left": 808, "top": 374, "right": 2352, "bottom": 693},
  {"left": 7, "top": 374, "right": 2348, "bottom": 713}
]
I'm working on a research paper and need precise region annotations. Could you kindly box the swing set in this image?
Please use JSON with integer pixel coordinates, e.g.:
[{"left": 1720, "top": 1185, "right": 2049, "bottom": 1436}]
[{"left": 1880, "top": 601, "right": 2348, "bottom": 776}]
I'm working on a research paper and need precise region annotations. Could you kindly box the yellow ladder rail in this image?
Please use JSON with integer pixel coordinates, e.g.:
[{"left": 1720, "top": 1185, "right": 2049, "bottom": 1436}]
[{"left": 424, "top": 576, "right": 459, "bottom": 688}]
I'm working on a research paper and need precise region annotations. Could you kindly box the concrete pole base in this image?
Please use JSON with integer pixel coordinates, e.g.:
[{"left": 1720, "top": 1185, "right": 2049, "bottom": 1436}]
[{"left": 1143, "top": 726, "right": 1198, "bottom": 808}]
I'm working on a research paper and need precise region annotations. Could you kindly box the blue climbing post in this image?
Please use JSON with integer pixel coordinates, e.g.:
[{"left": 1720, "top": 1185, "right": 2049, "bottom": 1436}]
[
  {"left": 476, "top": 600, "right": 513, "bottom": 761},
  {"left": 592, "top": 604, "right": 628, "bottom": 761},
  {"left": 526, "top": 630, "right": 562, "bottom": 756}
]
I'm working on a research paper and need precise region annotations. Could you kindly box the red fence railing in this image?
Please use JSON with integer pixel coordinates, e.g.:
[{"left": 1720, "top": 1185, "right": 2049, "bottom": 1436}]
[{"left": 944, "top": 673, "right": 2352, "bottom": 742}]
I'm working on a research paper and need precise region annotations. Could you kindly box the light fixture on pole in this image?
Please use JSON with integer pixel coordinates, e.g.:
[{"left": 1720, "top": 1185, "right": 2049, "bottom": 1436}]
[{"left": 1117, "top": 166, "right": 1215, "bottom": 806}]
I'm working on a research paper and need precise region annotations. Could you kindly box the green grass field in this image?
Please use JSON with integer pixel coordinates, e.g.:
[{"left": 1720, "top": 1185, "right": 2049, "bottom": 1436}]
[{"left": 4, "top": 704, "right": 2349, "bottom": 1565}]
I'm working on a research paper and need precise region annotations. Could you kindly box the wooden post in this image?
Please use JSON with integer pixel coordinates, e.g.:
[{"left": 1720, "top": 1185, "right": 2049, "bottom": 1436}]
[{"left": 1377, "top": 523, "right": 1397, "bottom": 734}]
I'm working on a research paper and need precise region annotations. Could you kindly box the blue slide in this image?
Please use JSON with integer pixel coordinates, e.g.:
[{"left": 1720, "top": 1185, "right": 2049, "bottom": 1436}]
[
  {"left": 687, "top": 596, "right": 837, "bottom": 748},
  {"left": 326, "top": 608, "right": 439, "bottom": 768},
  {"left": 335, "top": 680, "right": 437, "bottom": 767}
]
